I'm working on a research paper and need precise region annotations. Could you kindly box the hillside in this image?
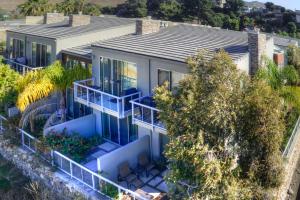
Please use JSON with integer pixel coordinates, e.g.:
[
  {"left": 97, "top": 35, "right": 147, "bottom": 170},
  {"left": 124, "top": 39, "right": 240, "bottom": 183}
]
[{"left": 0, "top": 0, "right": 125, "bottom": 11}]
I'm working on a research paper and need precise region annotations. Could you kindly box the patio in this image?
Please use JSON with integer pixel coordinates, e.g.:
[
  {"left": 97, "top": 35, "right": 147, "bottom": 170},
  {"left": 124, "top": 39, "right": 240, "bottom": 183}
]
[
  {"left": 84, "top": 142, "right": 120, "bottom": 172},
  {"left": 119, "top": 168, "right": 169, "bottom": 199}
]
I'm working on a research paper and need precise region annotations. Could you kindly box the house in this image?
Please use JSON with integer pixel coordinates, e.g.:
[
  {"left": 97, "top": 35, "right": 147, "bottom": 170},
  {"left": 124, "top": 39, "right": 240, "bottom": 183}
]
[
  {"left": 5, "top": 13, "right": 136, "bottom": 70},
  {"left": 43, "top": 19, "right": 287, "bottom": 196},
  {"left": 5, "top": 13, "right": 137, "bottom": 119},
  {"left": 243, "top": 1, "right": 266, "bottom": 13},
  {"left": 296, "top": 10, "right": 300, "bottom": 24}
]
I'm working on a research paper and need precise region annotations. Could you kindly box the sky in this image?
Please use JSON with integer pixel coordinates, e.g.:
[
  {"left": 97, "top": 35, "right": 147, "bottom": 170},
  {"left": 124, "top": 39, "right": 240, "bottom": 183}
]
[{"left": 256, "top": 0, "right": 300, "bottom": 10}]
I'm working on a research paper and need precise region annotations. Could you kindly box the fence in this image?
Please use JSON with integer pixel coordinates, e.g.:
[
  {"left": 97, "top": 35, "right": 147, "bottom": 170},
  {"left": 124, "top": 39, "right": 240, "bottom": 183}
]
[
  {"left": 0, "top": 114, "right": 148, "bottom": 200},
  {"left": 282, "top": 117, "right": 300, "bottom": 158}
]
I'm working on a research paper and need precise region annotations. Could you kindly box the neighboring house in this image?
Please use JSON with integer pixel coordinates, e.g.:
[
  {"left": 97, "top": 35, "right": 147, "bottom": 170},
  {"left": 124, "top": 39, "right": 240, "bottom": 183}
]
[
  {"left": 0, "top": 19, "right": 27, "bottom": 43},
  {"left": 243, "top": 1, "right": 266, "bottom": 13},
  {"left": 271, "top": 35, "right": 299, "bottom": 67},
  {"left": 296, "top": 10, "right": 300, "bottom": 24},
  {"left": 45, "top": 19, "right": 285, "bottom": 191},
  {"left": 5, "top": 13, "right": 136, "bottom": 120},
  {"left": 5, "top": 13, "right": 136, "bottom": 68}
]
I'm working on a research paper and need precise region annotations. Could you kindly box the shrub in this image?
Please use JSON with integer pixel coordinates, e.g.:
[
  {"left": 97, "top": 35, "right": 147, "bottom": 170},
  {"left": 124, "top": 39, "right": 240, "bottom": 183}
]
[{"left": 44, "top": 129, "right": 102, "bottom": 162}]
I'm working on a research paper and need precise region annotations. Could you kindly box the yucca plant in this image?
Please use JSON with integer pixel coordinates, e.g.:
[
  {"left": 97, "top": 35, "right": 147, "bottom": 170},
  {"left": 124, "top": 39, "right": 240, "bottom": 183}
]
[{"left": 17, "top": 61, "right": 91, "bottom": 132}]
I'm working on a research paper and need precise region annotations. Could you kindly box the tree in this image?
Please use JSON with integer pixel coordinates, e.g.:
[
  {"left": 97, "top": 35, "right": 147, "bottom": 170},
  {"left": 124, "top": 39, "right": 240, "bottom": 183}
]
[
  {"left": 156, "top": 0, "right": 182, "bottom": 21},
  {"left": 83, "top": 3, "right": 101, "bottom": 16},
  {"left": 17, "top": 61, "right": 90, "bottom": 131},
  {"left": 287, "top": 22, "right": 297, "bottom": 38},
  {"left": 18, "top": 0, "right": 53, "bottom": 16},
  {"left": 223, "top": 15, "right": 240, "bottom": 30},
  {"left": 181, "top": 0, "right": 213, "bottom": 24},
  {"left": 56, "top": 0, "right": 86, "bottom": 15},
  {"left": 154, "top": 51, "right": 251, "bottom": 198},
  {"left": 239, "top": 79, "right": 285, "bottom": 188},
  {"left": 154, "top": 50, "right": 285, "bottom": 198},
  {"left": 117, "top": 0, "right": 148, "bottom": 18},
  {"left": 224, "top": 0, "right": 244, "bottom": 15},
  {"left": 0, "top": 63, "right": 21, "bottom": 113},
  {"left": 287, "top": 45, "right": 300, "bottom": 74}
]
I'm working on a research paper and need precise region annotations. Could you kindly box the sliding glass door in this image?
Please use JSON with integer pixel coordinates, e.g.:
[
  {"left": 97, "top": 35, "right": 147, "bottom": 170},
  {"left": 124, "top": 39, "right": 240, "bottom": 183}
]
[
  {"left": 11, "top": 39, "right": 25, "bottom": 58},
  {"left": 32, "top": 42, "right": 52, "bottom": 67},
  {"left": 100, "top": 57, "right": 137, "bottom": 96},
  {"left": 101, "top": 113, "right": 137, "bottom": 145}
]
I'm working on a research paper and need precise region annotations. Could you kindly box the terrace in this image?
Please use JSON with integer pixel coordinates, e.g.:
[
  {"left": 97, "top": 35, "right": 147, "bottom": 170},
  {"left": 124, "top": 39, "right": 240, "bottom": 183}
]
[
  {"left": 131, "top": 96, "right": 166, "bottom": 134},
  {"left": 43, "top": 114, "right": 169, "bottom": 199},
  {"left": 74, "top": 79, "right": 141, "bottom": 118}
]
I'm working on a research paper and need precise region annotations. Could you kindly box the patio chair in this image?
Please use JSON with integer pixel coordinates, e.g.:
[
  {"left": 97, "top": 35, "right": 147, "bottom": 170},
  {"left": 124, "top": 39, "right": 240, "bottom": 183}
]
[
  {"left": 118, "top": 161, "right": 138, "bottom": 187},
  {"left": 138, "top": 152, "right": 156, "bottom": 177}
]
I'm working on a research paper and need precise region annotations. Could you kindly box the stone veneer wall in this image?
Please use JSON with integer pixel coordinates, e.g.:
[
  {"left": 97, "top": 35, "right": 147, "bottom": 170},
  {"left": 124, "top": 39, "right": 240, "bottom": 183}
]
[
  {"left": 69, "top": 14, "right": 91, "bottom": 27},
  {"left": 0, "top": 135, "right": 107, "bottom": 200},
  {"left": 248, "top": 31, "right": 267, "bottom": 75},
  {"left": 136, "top": 19, "right": 161, "bottom": 35},
  {"left": 44, "top": 13, "right": 65, "bottom": 24},
  {"left": 277, "top": 129, "right": 300, "bottom": 200}
]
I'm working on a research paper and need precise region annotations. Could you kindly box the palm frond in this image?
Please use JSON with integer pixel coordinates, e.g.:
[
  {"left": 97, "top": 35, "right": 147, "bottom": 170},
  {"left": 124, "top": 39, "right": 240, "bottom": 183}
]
[
  {"left": 44, "top": 112, "right": 61, "bottom": 129},
  {"left": 19, "top": 98, "right": 57, "bottom": 128}
]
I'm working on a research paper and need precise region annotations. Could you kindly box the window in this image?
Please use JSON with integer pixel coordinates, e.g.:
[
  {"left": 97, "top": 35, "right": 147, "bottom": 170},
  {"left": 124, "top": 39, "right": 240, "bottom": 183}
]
[
  {"left": 158, "top": 69, "right": 171, "bottom": 88},
  {"left": 31, "top": 42, "right": 52, "bottom": 67},
  {"left": 100, "top": 57, "right": 137, "bottom": 96},
  {"left": 158, "top": 69, "right": 185, "bottom": 89},
  {"left": 11, "top": 38, "right": 25, "bottom": 58}
]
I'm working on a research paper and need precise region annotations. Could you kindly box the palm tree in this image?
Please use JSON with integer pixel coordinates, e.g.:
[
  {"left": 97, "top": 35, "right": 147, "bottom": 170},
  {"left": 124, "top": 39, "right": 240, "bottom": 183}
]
[
  {"left": 17, "top": 61, "right": 91, "bottom": 132},
  {"left": 56, "top": 0, "right": 77, "bottom": 15},
  {"left": 18, "top": 0, "right": 52, "bottom": 16}
]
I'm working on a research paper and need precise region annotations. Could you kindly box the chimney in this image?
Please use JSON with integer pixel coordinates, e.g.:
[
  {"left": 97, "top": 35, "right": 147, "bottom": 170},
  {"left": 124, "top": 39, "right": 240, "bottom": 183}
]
[
  {"left": 44, "top": 12, "right": 65, "bottom": 24},
  {"left": 136, "top": 18, "right": 161, "bottom": 35},
  {"left": 69, "top": 13, "right": 91, "bottom": 27},
  {"left": 248, "top": 28, "right": 267, "bottom": 75}
]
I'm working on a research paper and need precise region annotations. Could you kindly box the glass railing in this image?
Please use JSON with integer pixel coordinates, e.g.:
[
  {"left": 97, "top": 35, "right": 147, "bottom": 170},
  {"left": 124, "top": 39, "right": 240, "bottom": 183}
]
[
  {"left": 130, "top": 96, "right": 166, "bottom": 132},
  {"left": 74, "top": 79, "right": 141, "bottom": 118},
  {"left": 2, "top": 58, "right": 44, "bottom": 75}
]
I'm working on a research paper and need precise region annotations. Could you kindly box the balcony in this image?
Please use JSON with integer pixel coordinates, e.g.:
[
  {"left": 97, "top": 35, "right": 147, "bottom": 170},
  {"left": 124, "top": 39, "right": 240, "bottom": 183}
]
[
  {"left": 74, "top": 79, "right": 141, "bottom": 118},
  {"left": 2, "top": 58, "right": 43, "bottom": 75},
  {"left": 130, "top": 96, "right": 166, "bottom": 133}
]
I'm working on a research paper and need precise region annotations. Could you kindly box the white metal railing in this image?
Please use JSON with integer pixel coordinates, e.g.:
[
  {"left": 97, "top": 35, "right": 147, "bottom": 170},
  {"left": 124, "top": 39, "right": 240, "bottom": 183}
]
[
  {"left": 282, "top": 117, "right": 300, "bottom": 158},
  {"left": 2, "top": 58, "right": 44, "bottom": 75},
  {"left": 0, "top": 115, "right": 7, "bottom": 134},
  {"left": 130, "top": 96, "right": 166, "bottom": 132},
  {"left": 6, "top": 121, "right": 148, "bottom": 200},
  {"left": 53, "top": 151, "right": 148, "bottom": 200},
  {"left": 74, "top": 79, "right": 141, "bottom": 118}
]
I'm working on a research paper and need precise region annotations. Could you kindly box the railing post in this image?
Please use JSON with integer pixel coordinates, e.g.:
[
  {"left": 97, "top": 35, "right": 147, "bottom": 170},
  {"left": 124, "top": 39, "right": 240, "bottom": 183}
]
[
  {"left": 151, "top": 109, "right": 154, "bottom": 127},
  {"left": 21, "top": 129, "right": 24, "bottom": 147},
  {"left": 51, "top": 150, "right": 55, "bottom": 166},
  {"left": 74, "top": 84, "right": 78, "bottom": 99},
  {"left": 87, "top": 88, "right": 90, "bottom": 104},
  {"left": 118, "top": 188, "right": 121, "bottom": 200},
  {"left": 70, "top": 162, "right": 73, "bottom": 179},
  {"left": 92, "top": 174, "right": 95, "bottom": 189}
]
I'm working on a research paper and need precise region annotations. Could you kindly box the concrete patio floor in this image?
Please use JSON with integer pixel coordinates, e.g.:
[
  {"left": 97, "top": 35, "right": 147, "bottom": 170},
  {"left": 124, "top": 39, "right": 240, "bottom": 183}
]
[{"left": 84, "top": 142, "right": 119, "bottom": 172}]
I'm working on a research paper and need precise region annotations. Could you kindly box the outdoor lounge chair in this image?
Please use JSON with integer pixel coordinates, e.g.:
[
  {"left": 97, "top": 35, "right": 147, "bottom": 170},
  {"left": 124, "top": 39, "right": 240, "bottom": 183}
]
[
  {"left": 138, "top": 152, "right": 156, "bottom": 177},
  {"left": 118, "top": 161, "right": 138, "bottom": 187}
]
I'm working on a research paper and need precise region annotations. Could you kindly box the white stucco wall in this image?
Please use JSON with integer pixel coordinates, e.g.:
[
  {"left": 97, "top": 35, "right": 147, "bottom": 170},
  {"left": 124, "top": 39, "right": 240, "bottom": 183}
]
[
  {"left": 43, "top": 114, "right": 97, "bottom": 137},
  {"left": 98, "top": 135, "right": 150, "bottom": 180}
]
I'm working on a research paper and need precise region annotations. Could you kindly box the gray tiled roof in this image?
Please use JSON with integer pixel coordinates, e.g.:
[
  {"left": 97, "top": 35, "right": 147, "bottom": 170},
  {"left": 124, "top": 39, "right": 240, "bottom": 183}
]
[
  {"left": 62, "top": 44, "right": 92, "bottom": 60},
  {"left": 7, "top": 16, "right": 135, "bottom": 39},
  {"left": 92, "top": 24, "right": 249, "bottom": 63},
  {"left": 272, "top": 35, "right": 299, "bottom": 47}
]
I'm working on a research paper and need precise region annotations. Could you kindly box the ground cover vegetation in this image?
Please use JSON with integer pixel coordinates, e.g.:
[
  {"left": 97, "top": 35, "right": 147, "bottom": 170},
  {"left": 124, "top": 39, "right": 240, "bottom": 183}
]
[{"left": 154, "top": 49, "right": 300, "bottom": 199}]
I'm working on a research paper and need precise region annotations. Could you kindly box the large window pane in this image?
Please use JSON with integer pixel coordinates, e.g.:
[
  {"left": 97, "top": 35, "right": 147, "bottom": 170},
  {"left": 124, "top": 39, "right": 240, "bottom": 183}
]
[
  {"left": 158, "top": 69, "right": 171, "bottom": 88},
  {"left": 100, "top": 57, "right": 137, "bottom": 96}
]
